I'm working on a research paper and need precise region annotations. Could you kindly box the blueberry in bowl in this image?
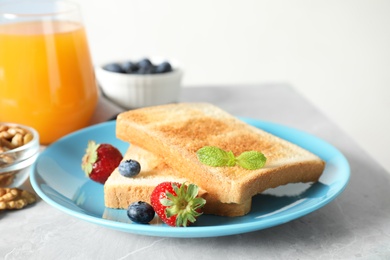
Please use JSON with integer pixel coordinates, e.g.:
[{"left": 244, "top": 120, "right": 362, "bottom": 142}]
[
  {"left": 96, "top": 57, "right": 182, "bottom": 109},
  {"left": 102, "top": 58, "right": 173, "bottom": 75},
  {"left": 102, "top": 63, "right": 125, "bottom": 74}
]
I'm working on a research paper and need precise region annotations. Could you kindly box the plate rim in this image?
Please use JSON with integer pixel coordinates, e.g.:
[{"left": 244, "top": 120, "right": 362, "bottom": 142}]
[{"left": 30, "top": 118, "right": 350, "bottom": 238}]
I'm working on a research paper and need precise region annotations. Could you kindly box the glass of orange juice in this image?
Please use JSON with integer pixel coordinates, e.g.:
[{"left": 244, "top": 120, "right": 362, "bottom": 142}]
[{"left": 0, "top": 0, "right": 98, "bottom": 144}]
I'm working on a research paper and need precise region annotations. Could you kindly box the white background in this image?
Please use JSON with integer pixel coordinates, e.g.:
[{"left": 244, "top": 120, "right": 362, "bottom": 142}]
[{"left": 5, "top": 0, "right": 390, "bottom": 172}]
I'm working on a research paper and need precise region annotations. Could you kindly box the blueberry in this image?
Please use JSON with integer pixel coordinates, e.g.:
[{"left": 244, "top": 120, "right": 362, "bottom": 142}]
[
  {"left": 137, "top": 65, "right": 156, "bottom": 74},
  {"left": 103, "top": 63, "right": 125, "bottom": 73},
  {"left": 122, "top": 61, "right": 139, "bottom": 74},
  {"left": 118, "top": 159, "right": 141, "bottom": 177},
  {"left": 155, "top": 61, "right": 173, "bottom": 73},
  {"left": 127, "top": 201, "right": 155, "bottom": 224},
  {"left": 137, "top": 58, "right": 153, "bottom": 69}
]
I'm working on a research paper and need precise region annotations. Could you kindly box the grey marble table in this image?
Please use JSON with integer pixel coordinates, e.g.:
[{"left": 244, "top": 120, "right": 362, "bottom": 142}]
[{"left": 1, "top": 84, "right": 390, "bottom": 260}]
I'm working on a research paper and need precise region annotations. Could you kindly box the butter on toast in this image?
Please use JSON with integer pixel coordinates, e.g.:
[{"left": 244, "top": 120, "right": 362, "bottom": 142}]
[
  {"left": 116, "top": 103, "right": 326, "bottom": 204},
  {"left": 104, "top": 145, "right": 252, "bottom": 217}
]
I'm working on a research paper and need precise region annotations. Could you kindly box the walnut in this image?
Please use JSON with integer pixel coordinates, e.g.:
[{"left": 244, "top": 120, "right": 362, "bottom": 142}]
[
  {"left": 0, "top": 187, "right": 36, "bottom": 210},
  {"left": 0, "top": 173, "right": 15, "bottom": 187}
]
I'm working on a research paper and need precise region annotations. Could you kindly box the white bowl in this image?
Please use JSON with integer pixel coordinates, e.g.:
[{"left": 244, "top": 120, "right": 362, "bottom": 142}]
[{"left": 95, "top": 57, "right": 183, "bottom": 109}]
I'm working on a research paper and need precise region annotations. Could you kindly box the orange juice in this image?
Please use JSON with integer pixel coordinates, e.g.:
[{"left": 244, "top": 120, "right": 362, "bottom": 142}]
[{"left": 0, "top": 21, "right": 98, "bottom": 144}]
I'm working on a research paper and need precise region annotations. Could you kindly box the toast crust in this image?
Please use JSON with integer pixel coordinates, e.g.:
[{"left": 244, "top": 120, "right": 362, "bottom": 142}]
[{"left": 116, "top": 103, "right": 325, "bottom": 203}]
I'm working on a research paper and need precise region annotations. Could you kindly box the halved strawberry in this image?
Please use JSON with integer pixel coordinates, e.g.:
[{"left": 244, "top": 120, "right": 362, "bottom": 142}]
[
  {"left": 81, "top": 140, "right": 123, "bottom": 184},
  {"left": 150, "top": 182, "right": 206, "bottom": 227}
]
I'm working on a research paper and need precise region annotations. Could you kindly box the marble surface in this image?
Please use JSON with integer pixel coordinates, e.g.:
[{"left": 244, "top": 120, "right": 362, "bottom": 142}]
[{"left": 1, "top": 84, "right": 390, "bottom": 259}]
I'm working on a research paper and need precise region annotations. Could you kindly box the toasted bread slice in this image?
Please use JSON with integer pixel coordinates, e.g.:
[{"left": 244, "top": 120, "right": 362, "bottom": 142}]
[
  {"left": 116, "top": 103, "right": 326, "bottom": 204},
  {"left": 104, "top": 145, "right": 252, "bottom": 217}
]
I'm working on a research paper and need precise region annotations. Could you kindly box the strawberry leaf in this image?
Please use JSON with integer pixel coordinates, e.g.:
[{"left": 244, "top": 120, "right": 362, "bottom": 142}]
[
  {"left": 160, "top": 182, "right": 206, "bottom": 227},
  {"left": 81, "top": 140, "right": 99, "bottom": 175}
]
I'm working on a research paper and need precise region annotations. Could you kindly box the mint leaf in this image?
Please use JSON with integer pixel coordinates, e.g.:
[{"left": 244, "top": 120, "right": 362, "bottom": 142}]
[
  {"left": 197, "top": 146, "right": 267, "bottom": 170},
  {"left": 196, "top": 146, "right": 235, "bottom": 167},
  {"left": 236, "top": 151, "right": 267, "bottom": 170},
  {"left": 225, "top": 151, "right": 236, "bottom": 166}
]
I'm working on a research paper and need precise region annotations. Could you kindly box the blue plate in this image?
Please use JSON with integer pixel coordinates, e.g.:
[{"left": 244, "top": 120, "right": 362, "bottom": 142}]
[{"left": 30, "top": 118, "right": 350, "bottom": 238}]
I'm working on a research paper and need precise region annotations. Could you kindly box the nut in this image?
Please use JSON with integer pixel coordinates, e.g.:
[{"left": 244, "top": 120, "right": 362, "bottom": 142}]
[
  {"left": 0, "top": 146, "right": 14, "bottom": 165},
  {"left": 0, "top": 172, "right": 15, "bottom": 187},
  {"left": 0, "top": 187, "right": 36, "bottom": 210},
  {"left": 0, "top": 127, "right": 36, "bottom": 208},
  {"left": 0, "top": 125, "right": 33, "bottom": 150},
  {"left": 0, "top": 125, "right": 34, "bottom": 182}
]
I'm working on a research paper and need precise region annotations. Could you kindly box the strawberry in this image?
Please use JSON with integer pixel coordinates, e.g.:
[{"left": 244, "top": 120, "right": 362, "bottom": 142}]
[
  {"left": 81, "top": 140, "right": 123, "bottom": 184},
  {"left": 150, "top": 182, "right": 206, "bottom": 227}
]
